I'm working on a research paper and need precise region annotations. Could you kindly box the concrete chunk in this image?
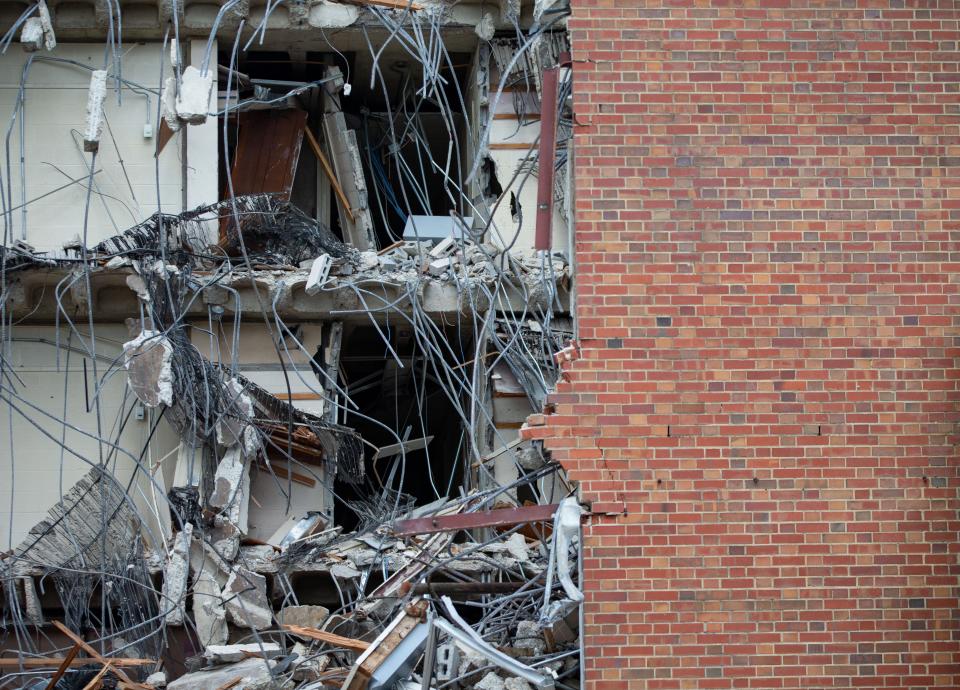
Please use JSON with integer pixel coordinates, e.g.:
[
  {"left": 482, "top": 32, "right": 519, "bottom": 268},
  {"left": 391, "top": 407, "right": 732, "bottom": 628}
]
[
  {"left": 166, "top": 658, "right": 286, "bottom": 690},
  {"left": 305, "top": 254, "right": 332, "bottom": 295},
  {"left": 429, "top": 258, "right": 452, "bottom": 276},
  {"left": 203, "top": 643, "right": 281, "bottom": 664},
  {"left": 278, "top": 604, "right": 329, "bottom": 629},
  {"left": 145, "top": 671, "right": 167, "bottom": 687},
  {"left": 161, "top": 524, "right": 193, "bottom": 625},
  {"left": 20, "top": 18, "right": 43, "bottom": 51},
  {"left": 222, "top": 568, "right": 272, "bottom": 630},
  {"left": 429, "top": 236, "right": 457, "bottom": 259},
  {"left": 123, "top": 330, "right": 174, "bottom": 407},
  {"left": 193, "top": 568, "right": 229, "bottom": 647},
  {"left": 209, "top": 446, "right": 250, "bottom": 547},
  {"left": 475, "top": 673, "right": 506, "bottom": 690},
  {"left": 176, "top": 66, "right": 214, "bottom": 124},
  {"left": 83, "top": 70, "right": 108, "bottom": 152}
]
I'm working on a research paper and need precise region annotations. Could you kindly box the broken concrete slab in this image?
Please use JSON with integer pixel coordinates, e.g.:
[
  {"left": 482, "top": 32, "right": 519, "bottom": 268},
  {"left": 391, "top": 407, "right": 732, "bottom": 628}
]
[
  {"left": 83, "top": 69, "right": 107, "bottom": 152},
  {"left": 305, "top": 254, "right": 332, "bottom": 295},
  {"left": 193, "top": 568, "right": 229, "bottom": 647},
  {"left": 330, "top": 562, "right": 361, "bottom": 580},
  {"left": 278, "top": 604, "right": 330, "bottom": 629},
  {"left": 20, "top": 18, "right": 44, "bottom": 51},
  {"left": 504, "top": 678, "right": 534, "bottom": 690},
  {"left": 175, "top": 66, "right": 215, "bottom": 124},
  {"left": 222, "top": 567, "right": 272, "bottom": 630},
  {"left": 22, "top": 1, "right": 55, "bottom": 51},
  {"left": 216, "top": 378, "right": 258, "bottom": 454},
  {"left": 209, "top": 446, "right": 250, "bottom": 540},
  {"left": 475, "top": 672, "right": 506, "bottom": 690},
  {"left": 123, "top": 330, "right": 174, "bottom": 408},
  {"left": 203, "top": 643, "right": 282, "bottom": 664},
  {"left": 513, "top": 620, "right": 546, "bottom": 657},
  {"left": 161, "top": 524, "right": 193, "bottom": 625},
  {"left": 166, "top": 658, "right": 287, "bottom": 690},
  {"left": 505, "top": 533, "right": 532, "bottom": 563},
  {"left": 145, "top": 671, "right": 167, "bottom": 688},
  {"left": 291, "top": 643, "right": 329, "bottom": 681}
]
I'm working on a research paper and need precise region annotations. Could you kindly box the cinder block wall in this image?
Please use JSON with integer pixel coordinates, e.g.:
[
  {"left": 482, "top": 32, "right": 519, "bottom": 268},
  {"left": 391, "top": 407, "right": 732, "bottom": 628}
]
[{"left": 525, "top": 2, "right": 960, "bottom": 687}]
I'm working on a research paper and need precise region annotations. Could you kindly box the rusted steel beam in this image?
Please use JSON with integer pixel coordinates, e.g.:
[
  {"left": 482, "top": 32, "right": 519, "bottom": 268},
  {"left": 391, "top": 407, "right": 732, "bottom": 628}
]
[
  {"left": 393, "top": 503, "right": 558, "bottom": 537},
  {"left": 534, "top": 67, "right": 560, "bottom": 251}
]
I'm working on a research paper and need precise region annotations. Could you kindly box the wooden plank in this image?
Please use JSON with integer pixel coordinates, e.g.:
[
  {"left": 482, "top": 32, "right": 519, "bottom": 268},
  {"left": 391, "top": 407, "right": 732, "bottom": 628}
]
[
  {"left": 221, "top": 109, "right": 307, "bottom": 241},
  {"left": 535, "top": 66, "right": 559, "bottom": 250},
  {"left": 44, "top": 643, "right": 81, "bottom": 690},
  {"left": 344, "top": 601, "right": 428, "bottom": 690},
  {"left": 0, "top": 658, "right": 152, "bottom": 669},
  {"left": 489, "top": 142, "right": 538, "bottom": 150},
  {"left": 393, "top": 503, "right": 558, "bottom": 537},
  {"left": 156, "top": 120, "right": 175, "bottom": 156},
  {"left": 377, "top": 240, "right": 404, "bottom": 256},
  {"left": 51, "top": 621, "right": 149, "bottom": 690},
  {"left": 80, "top": 662, "right": 112, "bottom": 690},
  {"left": 493, "top": 113, "right": 540, "bottom": 121},
  {"left": 272, "top": 391, "right": 323, "bottom": 401},
  {"left": 283, "top": 624, "right": 371, "bottom": 653},
  {"left": 254, "top": 461, "right": 317, "bottom": 488},
  {"left": 304, "top": 125, "right": 356, "bottom": 224}
]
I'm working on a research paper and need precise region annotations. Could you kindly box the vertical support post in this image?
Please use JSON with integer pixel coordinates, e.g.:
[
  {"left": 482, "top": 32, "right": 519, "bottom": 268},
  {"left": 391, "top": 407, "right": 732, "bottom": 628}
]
[
  {"left": 186, "top": 39, "right": 218, "bottom": 244},
  {"left": 534, "top": 66, "right": 559, "bottom": 251}
]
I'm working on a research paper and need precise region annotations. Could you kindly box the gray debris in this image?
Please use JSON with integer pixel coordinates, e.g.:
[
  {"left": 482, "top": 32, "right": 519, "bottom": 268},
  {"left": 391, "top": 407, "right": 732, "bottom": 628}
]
[
  {"left": 83, "top": 70, "right": 108, "bottom": 152},
  {"left": 279, "top": 604, "right": 330, "bottom": 629},
  {"left": 291, "top": 643, "right": 330, "bottom": 681},
  {"left": 513, "top": 620, "right": 546, "bottom": 657},
  {"left": 504, "top": 679, "right": 534, "bottom": 690},
  {"left": 330, "top": 562, "right": 361, "bottom": 580},
  {"left": 193, "top": 568, "right": 229, "bottom": 647},
  {"left": 123, "top": 330, "right": 174, "bottom": 407},
  {"left": 166, "top": 658, "right": 287, "bottom": 690},
  {"left": 146, "top": 671, "right": 168, "bottom": 687},
  {"left": 161, "top": 524, "right": 193, "bottom": 626},
  {"left": 505, "top": 533, "right": 531, "bottom": 563},
  {"left": 203, "top": 643, "right": 282, "bottom": 664},
  {"left": 475, "top": 12, "right": 496, "bottom": 40},
  {"left": 474, "top": 672, "right": 506, "bottom": 690},
  {"left": 222, "top": 568, "right": 272, "bottom": 630}
]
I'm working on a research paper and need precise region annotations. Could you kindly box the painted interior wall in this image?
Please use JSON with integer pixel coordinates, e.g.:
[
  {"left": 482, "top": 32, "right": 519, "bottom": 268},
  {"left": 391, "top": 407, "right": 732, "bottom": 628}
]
[
  {"left": 0, "top": 42, "right": 183, "bottom": 252},
  {"left": 0, "top": 325, "right": 179, "bottom": 551},
  {"left": 189, "top": 320, "right": 334, "bottom": 540}
]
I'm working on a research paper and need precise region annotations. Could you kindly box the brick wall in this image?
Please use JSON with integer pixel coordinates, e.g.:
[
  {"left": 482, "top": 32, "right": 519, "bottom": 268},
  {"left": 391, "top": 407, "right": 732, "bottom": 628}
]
[{"left": 524, "top": 2, "right": 960, "bottom": 687}]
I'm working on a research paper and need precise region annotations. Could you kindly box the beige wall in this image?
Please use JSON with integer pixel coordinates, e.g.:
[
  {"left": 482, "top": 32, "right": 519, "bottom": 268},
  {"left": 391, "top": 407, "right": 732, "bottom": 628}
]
[
  {"left": 0, "top": 325, "right": 179, "bottom": 550},
  {"left": 0, "top": 43, "right": 184, "bottom": 252}
]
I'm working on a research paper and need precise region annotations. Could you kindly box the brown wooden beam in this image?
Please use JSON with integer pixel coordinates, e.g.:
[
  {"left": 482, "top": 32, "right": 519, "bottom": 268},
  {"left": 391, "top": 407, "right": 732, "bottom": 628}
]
[
  {"left": 43, "top": 642, "right": 81, "bottom": 690},
  {"left": 535, "top": 66, "right": 560, "bottom": 250},
  {"left": 0, "top": 657, "right": 151, "bottom": 669},
  {"left": 51, "top": 621, "right": 150, "bottom": 690},
  {"left": 283, "top": 625, "right": 370, "bottom": 653}
]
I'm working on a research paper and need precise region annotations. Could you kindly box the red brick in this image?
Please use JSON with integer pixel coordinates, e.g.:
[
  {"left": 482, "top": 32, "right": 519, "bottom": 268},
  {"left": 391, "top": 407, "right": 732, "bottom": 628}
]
[{"left": 532, "top": 2, "right": 960, "bottom": 688}]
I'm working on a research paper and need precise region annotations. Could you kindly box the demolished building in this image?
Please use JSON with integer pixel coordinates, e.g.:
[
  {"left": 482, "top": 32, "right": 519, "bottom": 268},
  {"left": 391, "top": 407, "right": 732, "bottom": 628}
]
[
  {"left": 3, "top": 1, "right": 960, "bottom": 689},
  {"left": 0, "top": 1, "right": 582, "bottom": 689}
]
